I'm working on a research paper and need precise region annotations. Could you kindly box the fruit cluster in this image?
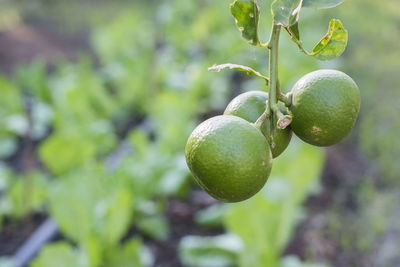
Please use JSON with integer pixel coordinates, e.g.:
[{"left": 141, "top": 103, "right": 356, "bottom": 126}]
[
  {"left": 185, "top": 70, "right": 360, "bottom": 202},
  {"left": 184, "top": 0, "right": 360, "bottom": 202}
]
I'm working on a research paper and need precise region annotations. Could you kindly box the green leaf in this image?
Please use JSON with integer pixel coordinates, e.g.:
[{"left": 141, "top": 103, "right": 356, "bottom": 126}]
[
  {"left": 303, "top": 0, "right": 345, "bottom": 9},
  {"left": 195, "top": 204, "right": 230, "bottom": 228},
  {"left": 208, "top": 64, "right": 269, "bottom": 83},
  {"left": 31, "top": 242, "right": 85, "bottom": 267},
  {"left": 136, "top": 215, "right": 170, "bottom": 241},
  {"left": 107, "top": 238, "right": 154, "bottom": 267},
  {"left": 5, "top": 171, "right": 48, "bottom": 218},
  {"left": 179, "top": 234, "right": 243, "bottom": 267},
  {"left": 230, "top": 0, "right": 261, "bottom": 46},
  {"left": 99, "top": 188, "right": 133, "bottom": 247},
  {"left": 287, "top": 22, "right": 300, "bottom": 41},
  {"left": 39, "top": 133, "right": 96, "bottom": 176},
  {"left": 271, "top": 0, "right": 303, "bottom": 27},
  {"left": 289, "top": 19, "right": 348, "bottom": 61},
  {"left": 0, "top": 136, "right": 17, "bottom": 159},
  {"left": 311, "top": 19, "right": 348, "bottom": 60},
  {"left": 48, "top": 167, "right": 134, "bottom": 247}
]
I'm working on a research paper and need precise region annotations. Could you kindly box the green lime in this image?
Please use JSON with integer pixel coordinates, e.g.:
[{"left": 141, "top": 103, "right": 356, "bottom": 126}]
[
  {"left": 185, "top": 115, "right": 272, "bottom": 202},
  {"left": 224, "top": 91, "right": 292, "bottom": 158},
  {"left": 289, "top": 69, "right": 360, "bottom": 146}
]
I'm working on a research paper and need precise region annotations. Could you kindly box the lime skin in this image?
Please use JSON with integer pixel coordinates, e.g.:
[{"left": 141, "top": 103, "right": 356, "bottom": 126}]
[
  {"left": 185, "top": 115, "right": 273, "bottom": 202},
  {"left": 289, "top": 69, "right": 360, "bottom": 146},
  {"left": 224, "top": 91, "right": 292, "bottom": 158}
]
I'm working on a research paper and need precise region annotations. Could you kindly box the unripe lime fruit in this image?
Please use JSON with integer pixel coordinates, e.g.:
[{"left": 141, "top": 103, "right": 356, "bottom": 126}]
[
  {"left": 289, "top": 69, "right": 360, "bottom": 146},
  {"left": 185, "top": 115, "right": 272, "bottom": 202},
  {"left": 224, "top": 91, "right": 292, "bottom": 158}
]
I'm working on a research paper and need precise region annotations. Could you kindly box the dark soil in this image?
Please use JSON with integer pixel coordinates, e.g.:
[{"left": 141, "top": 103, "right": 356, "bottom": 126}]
[
  {"left": 284, "top": 140, "right": 377, "bottom": 266},
  {"left": 0, "top": 214, "right": 46, "bottom": 256},
  {"left": 0, "top": 24, "right": 87, "bottom": 74},
  {"left": 149, "top": 191, "right": 223, "bottom": 267}
]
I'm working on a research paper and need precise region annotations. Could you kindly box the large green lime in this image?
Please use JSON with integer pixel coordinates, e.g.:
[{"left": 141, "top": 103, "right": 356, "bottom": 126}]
[
  {"left": 224, "top": 91, "right": 292, "bottom": 158},
  {"left": 185, "top": 115, "right": 272, "bottom": 202},
  {"left": 289, "top": 69, "right": 360, "bottom": 146}
]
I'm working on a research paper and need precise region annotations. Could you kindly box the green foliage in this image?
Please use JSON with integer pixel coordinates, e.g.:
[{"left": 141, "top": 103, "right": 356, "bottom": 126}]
[
  {"left": 224, "top": 141, "right": 324, "bottom": 267},
  {"left": 179, "top": 234, "right": 243, "bottom": 267},
  {"left": 2, "top": 172, "right": 47, "bottom": 218},
  {"left": 0, "top": 76, "right": 24, "bottom": 158},
  {"left": 0, "top": 0, "right": 368, "bottom": 266},
  {"left": 336, "top": 0, "right": 400, "bottom": 183},
  {"left": 195, "top": 204, "right": 229, "bottom": 228},
  {"left": 208, "top": 64, "right": 269, "bottom": 83},
  {"left": 309, "top": 19, "right": 347, "bottom": 60},
  {"left": 272, "top": 0, "right": 302, "bottom": 27},
  {"left": 48, "top": 166, "right": 133, "bottom": 247},
  {"left": 31, "top": 242, "right": 83, "bottom": 267},
  {"left": 0, "top": 166, "right": 48, "bottom": 222},
  {"left": 272, "top": 0, "right": 347, "bottom": 61},
  {"left": 31, "top": 239, "right": 153, "bottom": 267},
  {"left": 230, "top": 0, "right": 261, "bottom": 46},
  {"left": 15, "top": 60, "right": 52, "bottom": 104}
]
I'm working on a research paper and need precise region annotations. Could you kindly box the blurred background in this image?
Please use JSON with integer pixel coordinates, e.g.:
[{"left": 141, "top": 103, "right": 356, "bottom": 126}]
[{"left": 0, "top": 0, "right": 399, "bottom": 266}]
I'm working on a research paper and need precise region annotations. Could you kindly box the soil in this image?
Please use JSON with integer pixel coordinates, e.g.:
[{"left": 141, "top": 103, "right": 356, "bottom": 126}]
[
  {"left": 0, "top": 24, "right": 87, "bottom": 74},
  {"left": 284, "top": 141, "right": 376, "bottom": 266},
  {"left": 149, "top": 191, "right": 223, "bottom": 267},
  {"left": 0, "top": 214, "right": 46, "bottom": 256}
]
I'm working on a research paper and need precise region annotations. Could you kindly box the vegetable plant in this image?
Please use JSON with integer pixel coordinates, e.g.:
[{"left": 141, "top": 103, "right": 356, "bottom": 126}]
[{"left": 185, "top": 0, "right": 360, "bottom": 202}]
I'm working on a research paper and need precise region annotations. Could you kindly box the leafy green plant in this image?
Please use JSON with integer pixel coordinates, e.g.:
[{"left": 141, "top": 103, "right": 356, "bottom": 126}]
[
  {"left": 0, "top": 76, "right": 24, "bottom": 159},
  {"left": 31, "top": 165, "right": 153, "bottom": 267}
]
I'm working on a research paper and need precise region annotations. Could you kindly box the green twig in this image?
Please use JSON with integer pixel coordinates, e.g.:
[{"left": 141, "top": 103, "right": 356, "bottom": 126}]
[
  {"left": 278, "top": 92, "right": 292, "bottom": 107},
  {"left": 254, "top": 24, "right": 282, "bottom": 137},
  {"left": 267, "top": 24, "right": 281, "bottom": 140}
]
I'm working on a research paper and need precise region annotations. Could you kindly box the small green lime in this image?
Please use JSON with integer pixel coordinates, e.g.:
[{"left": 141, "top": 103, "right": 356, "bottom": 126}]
[
  {"left": 289, "top": 69, "right": 360, "bottom": 146},
  {"left": 224, "top": 91, "right": 292, "bottom": 158},
  {"left": 185, "top": 115, "right": 272, "bottom": 202}
]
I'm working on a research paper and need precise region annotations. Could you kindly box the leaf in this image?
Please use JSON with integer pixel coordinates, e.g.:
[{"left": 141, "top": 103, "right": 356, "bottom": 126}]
[
  {"left": 99, "top": 188, "right": 134, "bottom": 247},
  {"left": 31, "top": 242, "right": 85, "bottom": 267},
  {"left": 287, "top": 22, "right": 300, "bottom": 41},
  {"left": 271, "top": 0, "right": 303, "bottom": 27},
  {"left": 6, "top": 171, "right": 48, "bottom": 218},
  {"left": 39, "top": 133, "right": 96, "bottom": 175},
  {"left": 179, "top": 234, "right": 243, "bottom": 267},
  {"left": 48, "top": 166, "right": 134, "bottom": 247},
  {"left": 157, "top": 155, "right": 190, "bottom": 197},
  {"left": 195, "top": 204, "right": 230, "bottom": 228},
  {"left": 0, "top": 136, "right": 17, "bottom": 159},
  {"left": 107, "top": 238, "right": 154, "bottom": 267},
  {"left": 311, "top": 19, "right": 348, "bottom": 60},
  {"left": 230, "top": 0, "right": 261, "bottom": 46},
  {"left": 208, "top": 64, "right": 269, "bottom": 83},
  {"left": 136, "top": 215, "right": 170, "bottom": 241},
  {"left": 289, "top": 19, "right": 348, "bottom": 61},
  {"left": 303, "top": 0, "right": 345, "bottom": 9}
]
